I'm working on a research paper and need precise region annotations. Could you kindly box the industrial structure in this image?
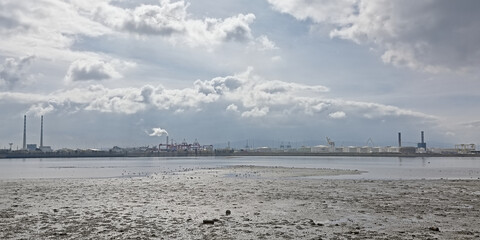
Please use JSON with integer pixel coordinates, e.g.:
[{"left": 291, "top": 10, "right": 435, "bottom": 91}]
[
  {"left": 22, "top": 115, "right": 26, "bottom": 150},
  {"left": 158, "top": 137, "right": 212, "bottom": 152},
  {"left": 267, "top": 131, "right": 470, "bottom": 155},
  {"left": 326, "top": 137, "right": 335, "bottom": 151},
  {"left": 455, "top": 144, "right": 476, "bottom": 154},
  {"left": 18, "top": 115, "right": 52, "bottom": 152},
  {"left": 2, "top": 117, "right": 478, "bottom": 158},
  {"left": 417, "top": 131, "right": 427, "bottom": 150},
  {"left": 398, "top": 132, "right": 402, "bottom": 147},
  {"left": 40, "top": 115, "right": 43, "bottom": 148}
]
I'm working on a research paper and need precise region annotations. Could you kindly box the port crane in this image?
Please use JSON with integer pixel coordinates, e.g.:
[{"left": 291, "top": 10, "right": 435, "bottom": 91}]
[
  {"left": 326, "top": 137, "right": 335, "bottom": 151},
  {"left": 366, "top": 138, "right": 374, "bottom": 147},
  {"left": 455, "top": 144, "right": 476, "bottom": 154}
]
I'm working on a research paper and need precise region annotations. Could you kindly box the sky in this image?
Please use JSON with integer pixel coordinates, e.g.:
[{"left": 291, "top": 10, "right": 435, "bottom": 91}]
[{"left": 1, "top": 0, "right": 480, "bottom": 149}]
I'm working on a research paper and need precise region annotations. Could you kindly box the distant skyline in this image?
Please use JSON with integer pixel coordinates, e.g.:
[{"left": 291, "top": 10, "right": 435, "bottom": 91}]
[{"left": 1, "top": 0, "right": 480, "bottom": 149}]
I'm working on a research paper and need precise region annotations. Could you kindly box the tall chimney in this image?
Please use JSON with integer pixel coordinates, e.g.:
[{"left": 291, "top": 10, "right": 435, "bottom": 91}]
[
  {"left": 23, "top": 115, "right": 27, "bottom": 150},
  {"left": 398, "top": 132, "right": 402, "bottom": 147},
  {"left": 166, "top": 135, "right": 169, "bottom": 151},
  {"left": 421, "top": 131, "right": 424, "bottom": 144},
  {"left": 40, "top": 115, "right": 44, "bottom": 147}
]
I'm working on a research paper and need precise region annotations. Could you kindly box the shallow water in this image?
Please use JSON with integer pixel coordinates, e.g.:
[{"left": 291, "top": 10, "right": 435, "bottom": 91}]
[{"left": 0, "top": 156, "right": 479, "bottom": 180}]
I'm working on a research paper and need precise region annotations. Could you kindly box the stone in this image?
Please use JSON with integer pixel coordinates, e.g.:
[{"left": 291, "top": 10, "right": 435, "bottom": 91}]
[{"left": 203, "top": 219, "right": 215, "bottom": 224}]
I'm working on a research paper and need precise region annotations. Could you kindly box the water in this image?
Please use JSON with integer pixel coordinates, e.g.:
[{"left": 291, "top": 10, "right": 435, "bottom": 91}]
[{"left": 0, "top": 156, "right": 479, "bottom": 180}]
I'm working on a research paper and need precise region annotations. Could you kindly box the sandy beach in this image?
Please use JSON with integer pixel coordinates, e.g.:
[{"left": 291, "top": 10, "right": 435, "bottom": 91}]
[{"left": 1, "top": 165, "right": 479, "bottom": 239}]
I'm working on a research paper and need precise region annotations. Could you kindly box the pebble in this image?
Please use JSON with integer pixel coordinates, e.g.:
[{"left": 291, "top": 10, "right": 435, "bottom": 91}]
[
  {"left": 429, "top": 226, "right": 440, "bottom": 232},
  {"left": 203, "top": 219, "right": 215, "bottom": 224}
]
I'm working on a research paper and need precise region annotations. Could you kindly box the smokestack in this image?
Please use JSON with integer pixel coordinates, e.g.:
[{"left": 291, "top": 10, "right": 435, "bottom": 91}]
[
  {"left": 40, "top": 115, "right": 43, "bottom": 147},
  {"left": 398, "top": 132, "right": 402, "bottom": 147},
  {"left": 421, "top": 131, "right": 424, "bottom": 144},
  {"left": 23, "top": 115, "right": 26, "bottom": 150},
  {"left": 166, "top": 135, "right": 169, "bottom": 151}
]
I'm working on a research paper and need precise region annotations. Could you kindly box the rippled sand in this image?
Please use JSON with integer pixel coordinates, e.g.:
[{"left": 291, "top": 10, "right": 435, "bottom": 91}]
[{"left": 1, "top": 166, "right": 479, "bottom": 239}]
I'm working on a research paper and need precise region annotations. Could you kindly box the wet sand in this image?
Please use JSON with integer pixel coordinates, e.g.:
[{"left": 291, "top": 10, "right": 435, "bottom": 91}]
[{"left": 1, "top": 166, "right": 479, "bottom": 239}]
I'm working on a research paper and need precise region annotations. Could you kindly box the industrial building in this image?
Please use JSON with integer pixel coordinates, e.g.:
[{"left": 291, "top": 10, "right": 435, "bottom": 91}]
[
  {"left": 20, "top": 115, "right": 52, "bottom": 152},
  {"left": 245, "top": 131, "right": 469, "bottom": 155},
  {"left": 158, "top": 137, "right": 213, "bottom": 152},
  {"left": 417, "top": 131, "right": 427, "bottom": 150}
]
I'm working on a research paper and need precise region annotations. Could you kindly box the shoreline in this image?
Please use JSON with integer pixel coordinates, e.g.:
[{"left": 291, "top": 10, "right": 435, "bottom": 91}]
[
  {"left": 1, "top": 166, "right": 479, "bottom": 239},
  {"left": 1, "top": 151, "right": 479, "bottom": 159}
]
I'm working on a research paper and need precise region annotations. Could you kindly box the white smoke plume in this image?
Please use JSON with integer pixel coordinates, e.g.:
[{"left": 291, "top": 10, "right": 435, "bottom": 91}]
[{"left": 148, "top": 128, "right": 168, "bottom": 136}]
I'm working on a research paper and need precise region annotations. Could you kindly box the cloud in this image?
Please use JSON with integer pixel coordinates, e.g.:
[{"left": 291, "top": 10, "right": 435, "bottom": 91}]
[
  {"left": 93, "top": 1, "right": 187, "bottom": 36},
  {"left": 268, "top": 0, "right": 356, "bottom": 24},
  {"left": 0, "top": 0, "right": 111, "bottom": 61},
  {"left": 241, "top": 107, "right": 269, "bottom": 118},
  {"left": 0, "top": 55, "right": 35, "bottom": 89},
  {"left": 254, "top": 35, "right": 279, "bottom": 51},
  {"left": 226, "top": 104, "right": 239, "bottom": 112},
  {"left": 0, "top": 0, "right": 272, "bottom": 72},
  {"left": 267, "top": 0, "right": 480, "bottom": 73},
  {"left": 148, "top": 127, "right": 169, "bottom": 136},
  {"left": 27, "top": 103, "right": 55, "bottom": 117},
  {"left": 82, "top": 85, "right": 148, "bottom": 114},
  {"left": 0, "top": 68, "right": 436, "bottom": 123},
  {"left": 65, "top": 59, "right": 121, "bottom": 82},
  {"left": 93, "top": 1, "right": 259, "bottom": 48},
  {"left": 0, "top": 13, "right": 30, "bottom": 35},
  {"left": 271, "top": 55, "right": 282, "bottom": 62},
  {"left": 329, "top": 111, "right": 346, "bottom": 119},
  {"left": 462, "top": 121, "right": 480, "bottom": 128}
]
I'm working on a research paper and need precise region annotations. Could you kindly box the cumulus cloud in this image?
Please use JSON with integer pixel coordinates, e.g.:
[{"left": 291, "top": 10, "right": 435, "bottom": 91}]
[
  {"left": 65, "top": 59, "right": 121, "bottom": 82},
  {"left": 93, "top": 1, "right": 259, "bottom": 48},
  {"left": 0, "top": 55, "right": 35, "bottom": 89},
  {"left": 148, "top": 127, "right": 169, "bottom": 136},
  {"left": 267, "top": 0, "right": 480, "bottom": 73},
  {"left": 329, "top": 111, "right": 346, "bottom": 119},
  {"left": 254, "top": 35, "right": 278, "bottom": 51},
  {"left": 268, "top": 0, "right": 356, "bottom": 24},
  {"left": 0, "top": 68, "right": 436, "bottom": 123},
  {"left": 93, "top": 0, "right": 187, "bottom": 36},
  {"left": 0, "top": 0, "right": 111, "bottom": 61},
  {"left": 0, "top": 0, "right": 273, "bottom": 70},
  {"left": 226, "top": 104, "right": 239, "bottom": 113},
  {"left": 241, "top": 107, "right": 269, "bottom": 118}
]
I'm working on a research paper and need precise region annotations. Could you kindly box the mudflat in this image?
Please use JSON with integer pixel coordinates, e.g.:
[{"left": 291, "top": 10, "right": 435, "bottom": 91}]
[{"left": 1, "top": 166, "right": 479, "bottom": 239}]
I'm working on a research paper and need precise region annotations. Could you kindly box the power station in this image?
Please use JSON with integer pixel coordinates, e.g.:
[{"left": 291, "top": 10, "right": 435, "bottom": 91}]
[
  {"left": 392, "top": 131, "right": 428, "bottom": 154},
  {"left": 21, "top": 115, "right": 52, "bottom": 152}
]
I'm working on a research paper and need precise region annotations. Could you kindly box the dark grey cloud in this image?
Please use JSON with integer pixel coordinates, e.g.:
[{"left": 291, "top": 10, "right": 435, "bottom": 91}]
[
  {"left": 268, "top": 0, "right": 480, "bottom": 73},
  {"left": 0, "top": 1, "right": 32, "bottom": 35},
  {"left": 65, "top": 59, "right": 120, "bottom": 82},
  {"left": 0, "top": 15, "right": 30, "bottom": 34}
]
